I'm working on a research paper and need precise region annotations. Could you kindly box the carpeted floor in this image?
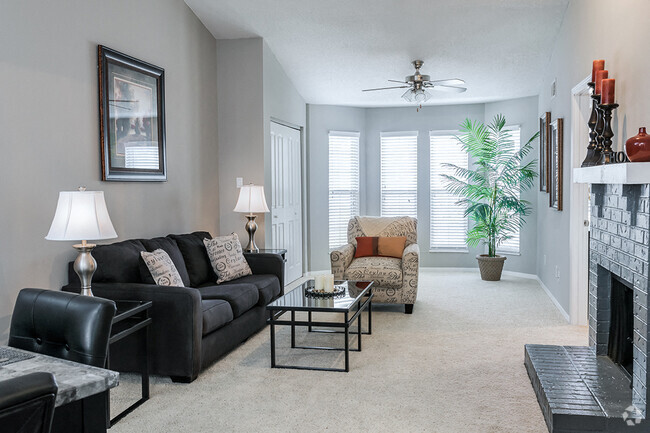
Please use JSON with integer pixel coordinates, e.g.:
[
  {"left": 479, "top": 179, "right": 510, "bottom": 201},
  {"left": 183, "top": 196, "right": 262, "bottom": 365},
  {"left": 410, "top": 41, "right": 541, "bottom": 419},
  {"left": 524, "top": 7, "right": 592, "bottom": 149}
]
[{"left": 110, "top": 268, "right": 587, "bottom": 433}]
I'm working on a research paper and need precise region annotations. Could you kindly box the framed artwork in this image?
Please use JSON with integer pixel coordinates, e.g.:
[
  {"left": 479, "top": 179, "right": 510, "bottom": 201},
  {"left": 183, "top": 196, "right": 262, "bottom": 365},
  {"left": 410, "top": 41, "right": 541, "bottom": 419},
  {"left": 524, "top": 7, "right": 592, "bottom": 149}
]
[
  {"left": 539, "top": 112, "right": 551, "bottom": 192},
  {"left": 98, "top": 45, "right": 166, "bottom": 181},
  {"left": 549, "top": 118, "right": 563, "bottom": 210}
]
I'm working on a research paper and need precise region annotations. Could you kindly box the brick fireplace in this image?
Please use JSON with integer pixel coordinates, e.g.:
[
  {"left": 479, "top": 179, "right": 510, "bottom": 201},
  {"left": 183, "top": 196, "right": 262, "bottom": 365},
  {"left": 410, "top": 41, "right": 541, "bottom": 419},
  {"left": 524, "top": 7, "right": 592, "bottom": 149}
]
[{"left": 525, "top": 180, "right": 650, "bottom": 433}]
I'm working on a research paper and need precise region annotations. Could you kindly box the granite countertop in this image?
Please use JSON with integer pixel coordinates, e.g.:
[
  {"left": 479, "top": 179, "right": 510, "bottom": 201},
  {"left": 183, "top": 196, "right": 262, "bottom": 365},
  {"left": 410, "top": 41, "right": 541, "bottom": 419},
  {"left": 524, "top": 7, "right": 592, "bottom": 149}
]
[{"left": 0, "top": 345, "right": 119, "bottom": 407}]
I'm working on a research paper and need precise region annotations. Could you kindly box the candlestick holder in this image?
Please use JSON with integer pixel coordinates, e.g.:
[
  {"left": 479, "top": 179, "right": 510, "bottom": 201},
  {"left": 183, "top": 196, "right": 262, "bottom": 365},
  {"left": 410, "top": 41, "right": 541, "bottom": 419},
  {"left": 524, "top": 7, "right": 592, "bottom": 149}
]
[
  {"left": 597, "top": 103, "right": 619, "bottom": 165},
  {"left": 592, "top": 94, "right": 606, "bottom": 165},
  {"left": 581, "top": 83, "right": 600, "bottom": 167}
]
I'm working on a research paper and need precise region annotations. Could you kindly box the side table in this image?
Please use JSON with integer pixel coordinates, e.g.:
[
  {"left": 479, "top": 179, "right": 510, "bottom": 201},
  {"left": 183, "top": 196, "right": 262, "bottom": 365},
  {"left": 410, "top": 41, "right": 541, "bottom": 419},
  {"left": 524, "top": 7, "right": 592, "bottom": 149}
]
[
  {"left": 244, "top": 248, "right": 287, "bottom": 261},
  {"left": 107, "top": 300, "right": 152, "bottom": 426}
]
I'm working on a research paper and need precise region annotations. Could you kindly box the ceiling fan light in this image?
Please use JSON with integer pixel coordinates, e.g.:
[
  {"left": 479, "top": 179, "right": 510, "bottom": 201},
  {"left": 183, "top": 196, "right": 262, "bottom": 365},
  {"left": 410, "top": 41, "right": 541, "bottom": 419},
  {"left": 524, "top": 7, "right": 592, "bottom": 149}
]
[{"left": 401, "top": 89, "right": 415, "bottom": 102}]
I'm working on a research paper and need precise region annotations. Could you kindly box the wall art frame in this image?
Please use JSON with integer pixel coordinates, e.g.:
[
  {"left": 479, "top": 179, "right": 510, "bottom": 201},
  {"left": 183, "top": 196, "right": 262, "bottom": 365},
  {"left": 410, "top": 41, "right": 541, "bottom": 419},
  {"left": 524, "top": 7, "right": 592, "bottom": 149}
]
[
  {"left": 549, "top": 118, "right": 563, "bottom": 210},
  {"left": 539, "top": 112, "right": 551, "bottom": 192},
  {"left": 98, "top": 45, "right": 166, "bottom": 181}
]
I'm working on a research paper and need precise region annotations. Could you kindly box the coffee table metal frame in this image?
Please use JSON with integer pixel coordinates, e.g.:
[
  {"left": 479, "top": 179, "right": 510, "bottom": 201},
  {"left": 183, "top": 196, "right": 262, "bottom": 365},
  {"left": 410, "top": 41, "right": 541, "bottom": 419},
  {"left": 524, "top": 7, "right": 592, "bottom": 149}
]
[{"left": 267, "top": 281, "right": 373, "bottom": 372}]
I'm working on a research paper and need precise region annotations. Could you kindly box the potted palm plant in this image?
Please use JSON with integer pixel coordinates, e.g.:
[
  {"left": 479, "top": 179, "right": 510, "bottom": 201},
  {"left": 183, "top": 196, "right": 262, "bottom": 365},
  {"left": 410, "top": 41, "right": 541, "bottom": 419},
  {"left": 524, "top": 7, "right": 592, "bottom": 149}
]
[{"left": 442, "top": 114, "right": 538, "bottom": 281}]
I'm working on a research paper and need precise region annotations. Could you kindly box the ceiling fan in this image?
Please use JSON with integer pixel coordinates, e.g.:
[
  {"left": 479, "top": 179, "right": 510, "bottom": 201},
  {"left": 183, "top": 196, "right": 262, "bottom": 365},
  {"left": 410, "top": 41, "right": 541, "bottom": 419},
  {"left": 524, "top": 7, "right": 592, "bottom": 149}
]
[{"left": 362, "top": 60, "right": 467, "bottom": 108}]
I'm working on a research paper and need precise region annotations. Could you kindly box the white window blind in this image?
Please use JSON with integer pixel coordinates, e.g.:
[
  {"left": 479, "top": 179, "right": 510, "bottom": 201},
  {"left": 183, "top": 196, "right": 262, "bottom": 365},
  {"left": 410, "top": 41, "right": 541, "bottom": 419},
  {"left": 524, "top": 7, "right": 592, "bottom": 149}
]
[
  {"left": 380, "top": 132, "right": 418, "bottom": 217},
  {"left": 430, "top": 131, "right": 468, "bottom": 250},
  {"left": 329, "top": 131, "right": 360, "bottom": 249},
  {"left": 498, "top": 126, "right": 521, "bottom": 254}
]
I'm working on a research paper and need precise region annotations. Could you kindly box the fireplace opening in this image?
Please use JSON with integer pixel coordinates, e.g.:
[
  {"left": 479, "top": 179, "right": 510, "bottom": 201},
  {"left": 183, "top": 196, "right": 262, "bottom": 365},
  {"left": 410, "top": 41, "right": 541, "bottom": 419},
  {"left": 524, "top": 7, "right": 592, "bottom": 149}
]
[{"left": 607, "top": 275, "right": 634, "bottom": 376}]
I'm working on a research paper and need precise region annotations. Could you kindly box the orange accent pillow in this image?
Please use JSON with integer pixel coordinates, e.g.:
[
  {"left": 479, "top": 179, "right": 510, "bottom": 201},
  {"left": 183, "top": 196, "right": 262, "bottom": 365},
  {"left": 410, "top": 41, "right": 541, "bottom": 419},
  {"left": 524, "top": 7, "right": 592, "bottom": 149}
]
[
  {"left": 377, "top": 236, "right": 407, "bottom": 258},
  {"left": 355, "top": 237, "right": 378, "bottom": 257}
]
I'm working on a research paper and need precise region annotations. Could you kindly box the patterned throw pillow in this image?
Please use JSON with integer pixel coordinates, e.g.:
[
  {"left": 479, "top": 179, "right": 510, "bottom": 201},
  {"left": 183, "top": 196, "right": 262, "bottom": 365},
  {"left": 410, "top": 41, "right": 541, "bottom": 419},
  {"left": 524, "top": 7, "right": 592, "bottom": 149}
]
[
  {"left": 203, "top": 233, "right": 252, "bottom": 284},
  {"left": 140, "top": 249, "right": 185, "bottom": 287}
]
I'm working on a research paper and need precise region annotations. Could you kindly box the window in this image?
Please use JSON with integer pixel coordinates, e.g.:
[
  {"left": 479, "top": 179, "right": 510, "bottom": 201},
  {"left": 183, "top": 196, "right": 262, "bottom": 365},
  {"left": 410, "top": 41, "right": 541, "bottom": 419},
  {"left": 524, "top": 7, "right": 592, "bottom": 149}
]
[
  {"left": 498, "top": 126, "right": 521, "bottom": 254},
  {"left": 380, "top": 132, "right": 418, "bottom": 217},
  {"left": 329, "top": 131, "right": 360, "bottom": 249},
  {"left": 430, "top": 131, "right": 468, "bottom": 250}
]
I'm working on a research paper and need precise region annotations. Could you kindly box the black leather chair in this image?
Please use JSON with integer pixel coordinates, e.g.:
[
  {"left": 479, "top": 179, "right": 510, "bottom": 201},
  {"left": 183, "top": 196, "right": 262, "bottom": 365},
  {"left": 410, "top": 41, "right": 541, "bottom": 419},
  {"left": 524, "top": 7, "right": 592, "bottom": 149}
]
[
  {"left": 9, "top": 289, "right": 116, "bottom": 368},
  {"left": 0, "top": 372, "right": 58, "bottom": 433}
]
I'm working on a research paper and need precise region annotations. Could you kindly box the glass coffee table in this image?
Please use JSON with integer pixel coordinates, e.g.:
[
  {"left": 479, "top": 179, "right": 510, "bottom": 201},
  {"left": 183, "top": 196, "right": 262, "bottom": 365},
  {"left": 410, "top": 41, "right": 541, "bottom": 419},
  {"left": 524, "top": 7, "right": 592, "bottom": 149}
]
[{"left": 266, "top": 280, "right": 373, "bottom": 372}]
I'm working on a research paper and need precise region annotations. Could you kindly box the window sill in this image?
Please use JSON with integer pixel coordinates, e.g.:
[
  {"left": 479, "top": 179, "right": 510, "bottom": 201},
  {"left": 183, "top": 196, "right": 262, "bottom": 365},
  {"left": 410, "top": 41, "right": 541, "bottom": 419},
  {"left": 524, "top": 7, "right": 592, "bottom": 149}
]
[
  {"left": 497, "top": 251, "right": 521, "bottom": 256},
  {"left": 429, "top": 248, "right": 469, "bottom": 253}
]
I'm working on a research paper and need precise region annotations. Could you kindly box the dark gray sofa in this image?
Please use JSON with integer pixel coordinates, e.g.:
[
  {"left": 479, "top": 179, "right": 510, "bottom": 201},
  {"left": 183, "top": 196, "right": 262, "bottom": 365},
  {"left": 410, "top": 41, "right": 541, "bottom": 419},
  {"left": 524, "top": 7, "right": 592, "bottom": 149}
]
[{"left": 62, "top": 231, "right": 284, "bottom": 383}]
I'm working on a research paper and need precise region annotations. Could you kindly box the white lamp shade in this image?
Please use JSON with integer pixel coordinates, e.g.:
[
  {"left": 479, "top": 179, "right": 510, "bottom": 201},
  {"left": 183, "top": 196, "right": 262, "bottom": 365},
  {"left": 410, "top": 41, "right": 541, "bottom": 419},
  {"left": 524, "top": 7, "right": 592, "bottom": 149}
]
[
  {"left": 45, "top": 190, "right": 118, "bottom": 241},
  {"left": 233, "top": 184, "right": 270, "bottom": 213}
]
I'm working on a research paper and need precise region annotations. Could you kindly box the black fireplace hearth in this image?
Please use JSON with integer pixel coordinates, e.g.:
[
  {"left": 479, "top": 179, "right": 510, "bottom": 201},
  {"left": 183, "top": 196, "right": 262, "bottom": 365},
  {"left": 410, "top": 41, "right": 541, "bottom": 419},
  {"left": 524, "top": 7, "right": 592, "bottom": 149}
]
[{"left": 608, "top": 275, "right": 634, "bottom": 376}]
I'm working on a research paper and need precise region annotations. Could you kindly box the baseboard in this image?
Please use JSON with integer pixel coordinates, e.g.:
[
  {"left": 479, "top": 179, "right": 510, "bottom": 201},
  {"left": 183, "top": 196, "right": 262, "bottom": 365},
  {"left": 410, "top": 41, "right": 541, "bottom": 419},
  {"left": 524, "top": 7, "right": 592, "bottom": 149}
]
[{"left": 535, "top": 276, "right": 570, "bottom": 323}]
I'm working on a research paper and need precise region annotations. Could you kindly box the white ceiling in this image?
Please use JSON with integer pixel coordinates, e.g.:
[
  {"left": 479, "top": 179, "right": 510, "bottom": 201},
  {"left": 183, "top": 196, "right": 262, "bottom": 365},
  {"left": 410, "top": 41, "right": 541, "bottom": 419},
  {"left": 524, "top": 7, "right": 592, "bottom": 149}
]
[{"left": 185, "top": 0, "right": 569, "bottom": 107}]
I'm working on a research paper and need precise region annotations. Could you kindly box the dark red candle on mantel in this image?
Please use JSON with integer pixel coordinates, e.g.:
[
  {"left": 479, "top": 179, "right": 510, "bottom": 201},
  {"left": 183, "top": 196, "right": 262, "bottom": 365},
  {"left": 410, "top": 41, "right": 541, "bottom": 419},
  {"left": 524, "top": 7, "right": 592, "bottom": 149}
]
[
  {"left": 601, "top": 78, "right": 616, "bottom": 104},
  {"left": 595, "top": 70, "right": 608, "bottom": 94},
  {"left": 592, "top": 59, "right": 605, "bottom": 82}
]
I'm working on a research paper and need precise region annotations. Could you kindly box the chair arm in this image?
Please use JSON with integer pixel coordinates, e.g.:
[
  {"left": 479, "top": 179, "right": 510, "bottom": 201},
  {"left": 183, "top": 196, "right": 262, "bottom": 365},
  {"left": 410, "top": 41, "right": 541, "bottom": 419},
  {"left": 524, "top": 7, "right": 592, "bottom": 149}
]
[
  {"left": 62, "top": 282, "right": 203, "bottom": 381},
  {"left": 330, "top": 243, "right": 355, "bottom": 279},
  {"left": 401, "top": 243, "right": 420, "bottom": 304},
  {"left": 244, "top": 253, "right": 285, "bottom": 295}
]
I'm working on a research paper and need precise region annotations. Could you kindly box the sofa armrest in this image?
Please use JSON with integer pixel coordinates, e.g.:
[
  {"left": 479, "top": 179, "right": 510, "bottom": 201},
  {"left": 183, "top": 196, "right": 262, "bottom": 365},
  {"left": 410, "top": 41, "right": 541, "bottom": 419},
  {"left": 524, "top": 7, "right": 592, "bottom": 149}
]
[
  {"left": 62, "top": 282, "right": 202, "bottom": 382},
  {"left": 401, "top": 243, "right": 420, "bottom": 304},
  {"left": 244, "top": 253, "right": 285, "bottom": 295},
  {"left": 330, "top": 243, "right": 355, "bottom": 279}
]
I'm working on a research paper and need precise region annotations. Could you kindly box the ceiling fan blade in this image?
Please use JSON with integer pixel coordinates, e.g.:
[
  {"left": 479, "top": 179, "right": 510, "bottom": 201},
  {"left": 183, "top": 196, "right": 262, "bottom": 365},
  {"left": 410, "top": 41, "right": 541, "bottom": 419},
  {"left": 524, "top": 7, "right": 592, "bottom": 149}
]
[
  {"left": 426, "top": 78, "right": 465, "bottom": 86},
  {"left": 428, "top": 84, "right": 467, "bottom": 93},
  {"left": 388, "top": 79, "right": 408, "bottom": 84},
  {"left": 362, "top": 85, "right": 410, "bottom": 92}
]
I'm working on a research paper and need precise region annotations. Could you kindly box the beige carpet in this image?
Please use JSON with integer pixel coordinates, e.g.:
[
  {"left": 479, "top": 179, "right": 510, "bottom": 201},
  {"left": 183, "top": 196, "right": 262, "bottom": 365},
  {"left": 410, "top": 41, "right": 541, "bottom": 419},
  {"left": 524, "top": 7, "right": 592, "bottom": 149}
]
[{"left": 110, "top": 269, "right": 587, "bottom": 433}]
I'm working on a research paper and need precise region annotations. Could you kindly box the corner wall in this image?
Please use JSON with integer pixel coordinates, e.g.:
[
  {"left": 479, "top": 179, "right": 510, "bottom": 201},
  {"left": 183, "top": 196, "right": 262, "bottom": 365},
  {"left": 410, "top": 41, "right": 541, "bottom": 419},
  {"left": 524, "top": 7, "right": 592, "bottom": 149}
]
[
  {"left": 307, "top": 96, "right": 539, "bottom": 273},
  {"left": 0, "top": 0, "right": 219, "bottom": 341},
  {"left": 536, "top": 0, "right": 650, "bottom": 313}
]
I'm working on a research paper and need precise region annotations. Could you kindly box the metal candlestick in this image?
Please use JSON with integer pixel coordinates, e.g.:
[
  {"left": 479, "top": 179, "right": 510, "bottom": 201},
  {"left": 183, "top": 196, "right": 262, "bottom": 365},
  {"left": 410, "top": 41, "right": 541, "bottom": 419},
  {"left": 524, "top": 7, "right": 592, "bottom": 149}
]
[
  {"left": 597, "top": 103, "right": 619, "bottom": 165},
  {"left": 581, "top": 83, "right": 600, "bottom": 167},
  {"left": 593, "top": 94, "right": 607, "bottom": 165}
]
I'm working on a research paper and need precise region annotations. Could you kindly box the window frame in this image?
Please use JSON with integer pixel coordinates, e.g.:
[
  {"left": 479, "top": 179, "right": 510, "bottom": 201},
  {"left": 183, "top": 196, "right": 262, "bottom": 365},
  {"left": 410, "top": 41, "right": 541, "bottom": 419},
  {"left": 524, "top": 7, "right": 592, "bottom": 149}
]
[
  {"left": 380, "top": 131, "right": 418, "bottom": 218},
  {"left": 328, "top": 130, "right": 361, "bottom": 250},
  {"left": 429, "top": 129, "right": 469, "bottom": 253}
]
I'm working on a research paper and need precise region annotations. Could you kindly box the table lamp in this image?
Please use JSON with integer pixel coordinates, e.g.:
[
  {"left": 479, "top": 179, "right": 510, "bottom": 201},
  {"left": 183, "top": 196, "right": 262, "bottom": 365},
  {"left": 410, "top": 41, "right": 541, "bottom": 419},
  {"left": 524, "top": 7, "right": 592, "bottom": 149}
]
[
  {"left": 233, "top": 184, "right": 270, "bottom": 253},
  {"left": 45, "top": 187, "right": 118, "bottom": 296}
]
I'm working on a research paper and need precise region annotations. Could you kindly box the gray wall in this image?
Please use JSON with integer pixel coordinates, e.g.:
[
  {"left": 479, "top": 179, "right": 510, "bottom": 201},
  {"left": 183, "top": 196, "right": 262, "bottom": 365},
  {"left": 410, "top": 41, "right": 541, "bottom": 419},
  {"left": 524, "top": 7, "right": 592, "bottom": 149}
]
[
  {"left": 0, "top": 0, "right": 219, "bottom": 340},
  {"left": 306, "top": 105, "right": 367, "bottom": 271},
  {"left": 216, "top": 38, "right": 265, "bottom": 244},
  {"left": 307, "top": 96, "right": 539, "bottom": 273},
  {"left": 216, "top": 38, "right": 306, "bottom": 248},
  {"left": 536, "top": 0, "right": 650, "bottom": 313}
]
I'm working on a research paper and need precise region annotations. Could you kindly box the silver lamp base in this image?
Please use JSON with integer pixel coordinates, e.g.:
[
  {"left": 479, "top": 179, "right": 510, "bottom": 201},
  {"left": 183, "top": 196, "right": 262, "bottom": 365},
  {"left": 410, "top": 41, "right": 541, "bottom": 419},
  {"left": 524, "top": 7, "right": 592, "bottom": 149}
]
[
  {"left": 244, "top": 214, "right": 259, "bottom": 253},
  {"left": 73, "top": 243, "right": 97, "bottom": 296}
]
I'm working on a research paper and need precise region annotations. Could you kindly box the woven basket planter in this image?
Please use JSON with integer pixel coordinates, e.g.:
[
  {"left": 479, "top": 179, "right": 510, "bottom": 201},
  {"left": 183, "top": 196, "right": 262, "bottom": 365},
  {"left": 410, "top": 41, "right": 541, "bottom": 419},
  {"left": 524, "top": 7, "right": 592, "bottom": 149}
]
[{"left": 476, "top": 254, "right": 507, "bottom": 281}]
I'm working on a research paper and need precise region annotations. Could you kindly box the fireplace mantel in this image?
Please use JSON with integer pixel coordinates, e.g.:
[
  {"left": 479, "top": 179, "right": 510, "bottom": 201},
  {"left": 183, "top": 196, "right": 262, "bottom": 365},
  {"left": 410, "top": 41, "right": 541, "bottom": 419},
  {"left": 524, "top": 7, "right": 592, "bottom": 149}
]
[{"left": 573, "top": 162, "right": 650, "bottom": 184}]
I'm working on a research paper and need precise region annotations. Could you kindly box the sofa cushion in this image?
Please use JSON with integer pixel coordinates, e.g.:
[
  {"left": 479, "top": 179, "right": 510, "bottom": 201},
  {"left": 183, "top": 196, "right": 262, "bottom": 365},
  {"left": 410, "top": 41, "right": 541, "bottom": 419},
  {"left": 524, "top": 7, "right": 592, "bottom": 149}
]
[
  {"left": 201, "top": 299, "right": 233, "bottom": 336},
  {"left": 140, "top": 237, "right": 190, "bottom": 286},
  {"left": 197, "top": 283, "right": 259, "bottom": 318},
  {"left": 168, "top": 232, "right": 214, "bottom": 287},
  {"left": 92, "top": 239, "right": 146, "bottom": 283},
  {"left": 203, "top": 234, "right": 252, "bottom": 284},
  {"left": 140, "top": 249, "right": 185, "bottom": 287},
  {"left": 344, "top": 257, "right": 403, "bottom": 289},
  {"left": 233, "top": 274, "right": 281, "bottom": 306}
]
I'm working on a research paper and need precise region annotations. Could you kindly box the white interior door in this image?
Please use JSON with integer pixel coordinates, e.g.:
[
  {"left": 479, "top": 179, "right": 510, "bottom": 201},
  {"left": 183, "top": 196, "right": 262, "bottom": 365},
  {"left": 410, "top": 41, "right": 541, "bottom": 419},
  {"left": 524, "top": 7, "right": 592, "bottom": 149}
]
[
  {"left": 270, "top": 121, "right": 303, "bottom": 284},
  {"left": 570, "top": 77, "right": 591, "bottom": 326}
]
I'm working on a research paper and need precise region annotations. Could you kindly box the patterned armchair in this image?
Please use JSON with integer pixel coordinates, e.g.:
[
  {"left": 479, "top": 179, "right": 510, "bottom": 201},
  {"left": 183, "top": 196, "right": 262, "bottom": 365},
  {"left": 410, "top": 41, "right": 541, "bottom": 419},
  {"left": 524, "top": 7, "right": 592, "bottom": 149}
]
[{"left": 330, "top": 216, "right": 419, "bottom": 314}]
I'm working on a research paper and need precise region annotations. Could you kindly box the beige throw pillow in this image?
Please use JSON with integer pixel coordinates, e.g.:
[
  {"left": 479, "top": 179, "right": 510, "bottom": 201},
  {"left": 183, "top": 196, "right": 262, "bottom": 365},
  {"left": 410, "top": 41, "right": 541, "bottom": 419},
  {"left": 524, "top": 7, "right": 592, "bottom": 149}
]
[
  {"left": 203, "top": 233, "right": 252, "bottom": 284},
  {"left": 140, "top": 249, "right": 185, "bottom": 287}
]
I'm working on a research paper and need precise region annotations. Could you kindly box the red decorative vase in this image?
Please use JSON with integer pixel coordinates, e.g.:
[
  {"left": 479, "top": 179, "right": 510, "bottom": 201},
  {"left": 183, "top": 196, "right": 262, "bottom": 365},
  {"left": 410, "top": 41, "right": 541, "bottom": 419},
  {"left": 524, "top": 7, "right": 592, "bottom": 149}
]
[{"left": 626, "top": 127, "right": 650, "bottom": 162}]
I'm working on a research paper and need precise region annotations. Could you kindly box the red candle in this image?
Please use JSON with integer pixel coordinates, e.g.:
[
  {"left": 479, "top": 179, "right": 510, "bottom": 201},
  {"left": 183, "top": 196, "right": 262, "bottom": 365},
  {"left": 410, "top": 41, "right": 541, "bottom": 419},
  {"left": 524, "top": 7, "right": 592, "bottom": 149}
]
[
  {"left": 592, "top": 60, "right": 605, "bottom": 82},
  {"left": 601, "top": 78, "right": 616, "bottom": 104},
  {"left": 595, "top": 70, "right": 608, "bottom": 94}
]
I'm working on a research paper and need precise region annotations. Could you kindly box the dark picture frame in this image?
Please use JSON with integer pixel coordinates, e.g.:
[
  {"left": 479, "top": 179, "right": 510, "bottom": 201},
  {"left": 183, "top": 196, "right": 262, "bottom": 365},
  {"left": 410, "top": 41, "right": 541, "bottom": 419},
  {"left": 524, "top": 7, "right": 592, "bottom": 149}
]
[
  {"left": 549, "top": 118, "right": 563, "bottom": 211},
  {"left": 98, "top": 45, "right": 166, "bottom": 181},
  {"left": 539, "top": 112, "right": 551, "bottom": 192}
]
